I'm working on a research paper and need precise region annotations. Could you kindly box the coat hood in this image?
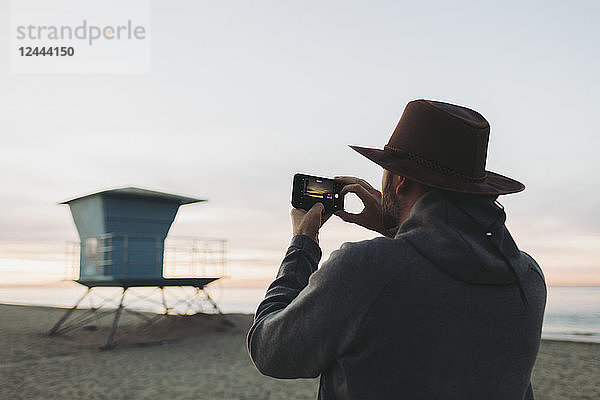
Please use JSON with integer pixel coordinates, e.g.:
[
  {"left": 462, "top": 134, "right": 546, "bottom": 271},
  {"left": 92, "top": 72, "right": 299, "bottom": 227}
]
[{"left": 396, "top": 190, "right": 529, "bottom": 285}]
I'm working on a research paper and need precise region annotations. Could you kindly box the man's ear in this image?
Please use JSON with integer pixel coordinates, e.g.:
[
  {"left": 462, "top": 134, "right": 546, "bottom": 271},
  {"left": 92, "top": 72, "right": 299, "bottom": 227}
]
[{"left": 394, "top": 175, "right": 407, "bottom": 198}]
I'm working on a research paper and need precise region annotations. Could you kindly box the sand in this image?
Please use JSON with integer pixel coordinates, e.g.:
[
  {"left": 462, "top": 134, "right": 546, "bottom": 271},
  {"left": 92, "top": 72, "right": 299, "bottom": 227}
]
[{"left": 1, "top": 304, "right": 598, "bottom": 400}]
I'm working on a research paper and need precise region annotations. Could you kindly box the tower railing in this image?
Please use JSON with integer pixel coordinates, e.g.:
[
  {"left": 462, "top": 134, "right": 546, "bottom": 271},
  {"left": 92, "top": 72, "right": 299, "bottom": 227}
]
[{"left": 64, "top": 235, "right": 226, "bottom": 280}]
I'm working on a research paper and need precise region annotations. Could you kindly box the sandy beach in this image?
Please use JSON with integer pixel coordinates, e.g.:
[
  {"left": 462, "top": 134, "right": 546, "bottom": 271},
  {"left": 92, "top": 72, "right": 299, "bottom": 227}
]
[{"left": 1, "top": 304, "right": 598, "bottom": 400}]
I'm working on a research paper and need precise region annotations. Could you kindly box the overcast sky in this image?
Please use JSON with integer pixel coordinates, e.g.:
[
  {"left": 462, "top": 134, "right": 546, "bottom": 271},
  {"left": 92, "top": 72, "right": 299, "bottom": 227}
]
[{"left": 1, "top": 0, "right": 599, "bottom": 286}]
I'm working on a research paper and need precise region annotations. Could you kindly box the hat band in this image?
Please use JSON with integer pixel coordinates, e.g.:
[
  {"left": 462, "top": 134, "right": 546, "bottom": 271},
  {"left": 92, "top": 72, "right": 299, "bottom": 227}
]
[{"left": 383, "top": 145, "right": 487, "bottom": 183}]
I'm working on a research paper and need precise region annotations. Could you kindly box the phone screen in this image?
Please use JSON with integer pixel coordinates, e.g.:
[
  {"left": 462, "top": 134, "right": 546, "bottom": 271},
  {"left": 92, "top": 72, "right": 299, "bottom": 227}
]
[
  {"left": 292, "top": 174, "right": 344, "bottom": 213},
  {"left": 304, "top": 177, "right": 336, "bottom": 200}
]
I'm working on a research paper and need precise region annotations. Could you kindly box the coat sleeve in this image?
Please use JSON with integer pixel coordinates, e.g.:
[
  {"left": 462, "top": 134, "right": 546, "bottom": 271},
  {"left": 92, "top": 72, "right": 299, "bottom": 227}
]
[
  {"left": 524, "top": 382, "right": 534, "bottom": 400},
  {"left": 247, "top": 234, "right": 399, "bottom": 379}
]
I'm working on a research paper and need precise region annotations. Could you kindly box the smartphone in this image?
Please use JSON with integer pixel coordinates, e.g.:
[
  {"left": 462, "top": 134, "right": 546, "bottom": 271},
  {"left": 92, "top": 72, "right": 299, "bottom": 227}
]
[{"left": 291, "top": 173, "right": 345, "bottom": 213}]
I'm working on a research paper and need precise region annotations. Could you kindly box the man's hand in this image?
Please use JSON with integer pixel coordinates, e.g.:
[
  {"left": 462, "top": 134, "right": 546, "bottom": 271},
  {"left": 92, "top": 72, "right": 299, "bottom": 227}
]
[
  {"left": 291, "top": 203, "right": 332, "bottom": 244},
  {"left": 334, "top": 176, "right": 386, "bottom": 235}
]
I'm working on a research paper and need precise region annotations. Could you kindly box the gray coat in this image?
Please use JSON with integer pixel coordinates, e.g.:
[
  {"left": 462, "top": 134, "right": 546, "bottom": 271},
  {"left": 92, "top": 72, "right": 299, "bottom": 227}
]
[{"left": 248, "top": 190, "right": 546, "bottom": 399}]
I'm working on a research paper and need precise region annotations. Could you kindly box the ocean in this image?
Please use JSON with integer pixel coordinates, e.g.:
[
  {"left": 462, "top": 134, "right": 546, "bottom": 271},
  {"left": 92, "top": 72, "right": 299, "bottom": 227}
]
[{"left": 0, "top": 283, "right": 598, "bottom": 343}]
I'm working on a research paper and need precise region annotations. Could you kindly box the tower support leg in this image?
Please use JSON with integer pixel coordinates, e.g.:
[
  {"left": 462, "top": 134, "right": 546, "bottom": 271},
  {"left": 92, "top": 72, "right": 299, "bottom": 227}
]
[
  {"left": 201, "top": 288, "right": 223, "bottom": 314},
  {"left": 201, "top": 288, "right": 233, "bottom": 326},
  {"left": 101, "top": 288, "right": 127, "bottom": 350},
  {"left": 160, "top": 287, "right": 170, "bottom": 314},
  {"left": 48, "top": 288, "right": 91, "bottom": 336}
]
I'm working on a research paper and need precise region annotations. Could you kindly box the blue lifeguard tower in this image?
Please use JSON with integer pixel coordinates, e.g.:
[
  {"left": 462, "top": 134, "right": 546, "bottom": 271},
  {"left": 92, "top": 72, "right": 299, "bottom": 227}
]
[{"left": 48, "top": 187, "right": 225, "bottom": 348}]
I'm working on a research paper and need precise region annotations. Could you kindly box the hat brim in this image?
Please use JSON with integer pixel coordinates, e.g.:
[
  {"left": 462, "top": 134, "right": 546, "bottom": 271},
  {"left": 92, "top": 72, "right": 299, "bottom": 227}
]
[{"left": 350, "top": 145, "right": 525, "bottom": 195}]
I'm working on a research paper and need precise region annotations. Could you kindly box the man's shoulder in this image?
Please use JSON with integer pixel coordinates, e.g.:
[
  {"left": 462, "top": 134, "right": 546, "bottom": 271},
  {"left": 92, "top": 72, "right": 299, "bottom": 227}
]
[
  {"left": 520, "top": 250, "right": 546, "bottom": 282},
  {"left": 338, "top": 235, "right": 413, "bottom": 254},
  {"left": 319, "top": 235, "right": 421, "bottom": 279},
  {"left": 338, "top": 235, "right": 399, "bottom": 253},
  {"left": 309, "top": 235, "right": 423, "bottom": 309}
]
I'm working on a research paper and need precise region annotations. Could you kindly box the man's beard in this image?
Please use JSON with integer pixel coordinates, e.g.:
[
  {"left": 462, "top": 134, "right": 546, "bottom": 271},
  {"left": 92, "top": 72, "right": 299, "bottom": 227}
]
[{"left": 381, "top": 176, "right": 404, "bottom": 233}]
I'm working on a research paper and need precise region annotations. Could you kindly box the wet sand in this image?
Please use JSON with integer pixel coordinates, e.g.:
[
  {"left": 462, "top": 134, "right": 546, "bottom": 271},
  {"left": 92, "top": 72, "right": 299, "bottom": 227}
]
[{"left": 1, "top": 304, "right": 598, "bottom": 399}]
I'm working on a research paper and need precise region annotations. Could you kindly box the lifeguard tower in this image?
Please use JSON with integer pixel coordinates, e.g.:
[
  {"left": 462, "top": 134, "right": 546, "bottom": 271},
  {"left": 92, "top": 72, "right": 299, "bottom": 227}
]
[{"left": 48, "top": 187, "right": 225, "bottom": 349}]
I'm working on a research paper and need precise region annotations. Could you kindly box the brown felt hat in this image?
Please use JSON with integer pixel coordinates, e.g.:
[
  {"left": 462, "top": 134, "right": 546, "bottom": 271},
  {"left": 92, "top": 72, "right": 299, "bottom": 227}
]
[{"left": 350, "top": 99, "right": 525, "bottom": 195}]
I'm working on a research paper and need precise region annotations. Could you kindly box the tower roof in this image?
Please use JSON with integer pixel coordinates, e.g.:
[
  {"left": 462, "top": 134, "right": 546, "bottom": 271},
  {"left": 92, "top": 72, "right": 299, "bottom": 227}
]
[{"left": 59, "top": 187, "right": 206, "bottom": 205}]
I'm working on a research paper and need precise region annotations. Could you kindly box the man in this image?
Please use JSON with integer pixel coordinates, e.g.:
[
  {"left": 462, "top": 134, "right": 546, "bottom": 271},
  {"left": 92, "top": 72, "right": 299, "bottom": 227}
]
[{"left": 247, "top": 99, "right": 546, "bottom": 399}]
